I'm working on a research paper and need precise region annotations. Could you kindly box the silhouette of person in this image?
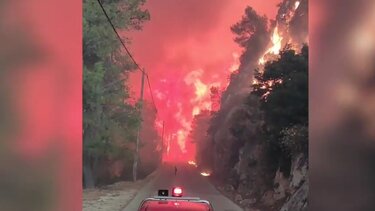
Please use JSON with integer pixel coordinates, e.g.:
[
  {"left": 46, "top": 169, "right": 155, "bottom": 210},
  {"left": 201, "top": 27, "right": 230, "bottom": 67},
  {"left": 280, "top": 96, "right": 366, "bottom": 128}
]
[{"left": 174, "top": 166, "right": 177, "bottom": 176}]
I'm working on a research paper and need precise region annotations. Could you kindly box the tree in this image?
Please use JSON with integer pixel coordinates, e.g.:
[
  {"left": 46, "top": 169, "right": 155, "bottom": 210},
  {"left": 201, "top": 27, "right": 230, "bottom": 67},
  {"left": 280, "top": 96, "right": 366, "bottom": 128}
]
[
  {"left": 231, "top": 7, "right": 268, "bottom": 48},
  {"left": 83, "top": 0, "right": 149, "bottom": 188},
  {"left": 252, "top": 45, "right": 308, "bottom": 173},
  {"left": 252, "top": 45, "right": 308, "bottom": 134},
  {"left": 281, "top": 125, "right": 308, "bottom": 157},
  {"left": 223, "top": 6, "right": 269, "bottom": 97}
]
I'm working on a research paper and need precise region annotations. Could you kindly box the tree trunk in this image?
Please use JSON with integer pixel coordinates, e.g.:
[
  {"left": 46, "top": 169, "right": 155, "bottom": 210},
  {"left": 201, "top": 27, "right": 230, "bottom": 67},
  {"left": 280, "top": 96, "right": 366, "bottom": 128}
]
[{"left": 83, "top": 161, "right": 95, "bottom": 188}]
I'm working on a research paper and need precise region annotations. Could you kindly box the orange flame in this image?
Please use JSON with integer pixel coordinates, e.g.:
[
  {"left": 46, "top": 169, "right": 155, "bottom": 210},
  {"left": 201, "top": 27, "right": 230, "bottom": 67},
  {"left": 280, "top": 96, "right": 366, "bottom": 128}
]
[
  {"left": 192, "top": 106, "right": 200, "bottom": 116},
  {"left": 194, "top": 80, "right": 209, "bottom": 101},
  {"left": 269, "top": 26, "right": 283, "bottom": 55},
  {"left": 188, "top": 160, "right": 197, "bottom": 167},
  {"left": 252, "top": 79, "right": 259, "bottom": 85},
  {"left": 200, "top": 172, "right": 211, "bottom": 177},
  {"left": 294, "top": 1, "right": 300, "bottom": 10},
  {"left": 258, "top": 26, "right": 283, "bottom": 65}
]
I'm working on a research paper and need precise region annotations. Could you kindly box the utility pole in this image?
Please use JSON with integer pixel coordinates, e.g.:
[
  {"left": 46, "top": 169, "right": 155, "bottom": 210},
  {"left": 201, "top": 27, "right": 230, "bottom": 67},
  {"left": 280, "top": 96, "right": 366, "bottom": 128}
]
[
  {"left": 133, "top": 70, "right": 145, "bottom": 181},
  {"left": 161, "top": 121, "right": 165, "bottom": 163},
  {"left": 162, "top": 121, "right": 165, "bottom": 148}
]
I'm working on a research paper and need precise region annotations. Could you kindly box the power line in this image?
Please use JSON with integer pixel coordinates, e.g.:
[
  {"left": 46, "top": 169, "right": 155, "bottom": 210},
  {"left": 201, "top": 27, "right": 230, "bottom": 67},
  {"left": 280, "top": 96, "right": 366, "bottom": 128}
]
[
  {"left": 97, "top": 0, "right": 158, "bottom": 113},
  {"left": 96, "top": 0, "right": 145, "bottom": 75},
  {"left": 97, "top": 0, "right": 162, "bottom": 182}
]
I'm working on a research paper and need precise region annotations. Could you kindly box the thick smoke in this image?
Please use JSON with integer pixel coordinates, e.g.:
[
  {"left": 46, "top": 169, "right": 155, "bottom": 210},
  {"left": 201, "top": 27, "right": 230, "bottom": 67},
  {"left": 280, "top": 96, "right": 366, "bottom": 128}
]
[
  {"left": 129, "top": 0, "right": 280, "bottom": 161},
  {"left": 204, "top": 0, "right": 309, "bottom": 178},
  {"left": 222, "top": 0, "right": 309, "bottom": 108},
  {"left": 289, "top": 0, "right": 308, "bottom": 44},
  {"left": 221, "top": 7, "right": 270, "bottom": 107},
  {"left": 276, "top": 0, "right": 308, "bottom": 46}
]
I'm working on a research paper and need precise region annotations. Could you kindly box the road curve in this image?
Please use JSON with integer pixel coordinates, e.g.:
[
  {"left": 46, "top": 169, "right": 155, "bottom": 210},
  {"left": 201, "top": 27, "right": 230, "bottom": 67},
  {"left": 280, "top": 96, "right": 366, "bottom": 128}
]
[{"left": 122, "top": 164, "right": 243, "bottom": 211}]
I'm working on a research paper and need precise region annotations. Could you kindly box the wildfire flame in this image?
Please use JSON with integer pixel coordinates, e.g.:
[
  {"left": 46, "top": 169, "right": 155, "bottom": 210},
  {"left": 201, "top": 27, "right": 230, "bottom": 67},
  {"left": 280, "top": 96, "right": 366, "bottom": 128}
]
[
  {"left": 269, "top": 26, "right": 283, "bottom": 55},
  {"left": 185, "top": 70, "right": 215, "bottom": 117},
  {"left": 258, "top": 57, "right": 266, "bottom": 65},
  {"left": 200, "top": 172, "right": 211, "bottom": 177},
  {"left": 194, "top": 80, "right": 209, "bottom": 101},
  {"left": 162, "top": 0, "right": 302, "bottom": 162},
  {"left": 294, "top": 1, "right": 300, "bottom": 10},
  {"left": 192, "top": 106, "right": 200, "bottom": 116},
  {"left": 188, "top": 160, "right": 197, "bottom": 167},
  {"left": 258, "top": 26, "right": 283, "bottom": 65},
  {"left": 177, "top": 130, "right": 187, "bottom": 153},
  {"left": 252, "top": 79, "right": 259, "bottom": 85},
  {"left": 257, "top": 0, "right": 303, "bottom": 67}
]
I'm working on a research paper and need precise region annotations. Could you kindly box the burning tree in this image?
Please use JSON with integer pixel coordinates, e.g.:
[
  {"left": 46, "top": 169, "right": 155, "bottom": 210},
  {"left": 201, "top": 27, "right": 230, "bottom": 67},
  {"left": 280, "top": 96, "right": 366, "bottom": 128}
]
[
  {"left": 201, "top": 1, "right": 309, "bottom": 209},
  {"left": 252, "top": 45, "right": 308, "bottom": 173}
]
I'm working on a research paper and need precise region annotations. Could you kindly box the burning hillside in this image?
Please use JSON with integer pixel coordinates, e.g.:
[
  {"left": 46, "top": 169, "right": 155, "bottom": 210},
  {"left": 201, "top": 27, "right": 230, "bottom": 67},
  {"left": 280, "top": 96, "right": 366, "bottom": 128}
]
[{"left": 129, "top": 0, "right": 307, "bottom": 162}]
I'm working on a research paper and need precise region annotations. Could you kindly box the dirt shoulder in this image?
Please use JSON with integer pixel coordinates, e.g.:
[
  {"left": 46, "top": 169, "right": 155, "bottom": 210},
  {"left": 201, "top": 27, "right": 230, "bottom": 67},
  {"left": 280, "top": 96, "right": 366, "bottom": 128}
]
[{"left": 83, "top": 173, "right": 157, "bottom": 211}]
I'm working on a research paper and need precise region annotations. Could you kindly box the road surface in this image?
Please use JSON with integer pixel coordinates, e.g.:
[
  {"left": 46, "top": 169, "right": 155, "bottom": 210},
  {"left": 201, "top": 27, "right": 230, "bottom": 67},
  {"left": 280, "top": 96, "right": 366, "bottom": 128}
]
[{"left": 123, "top": 164, "right": 243, "bottom": 211}]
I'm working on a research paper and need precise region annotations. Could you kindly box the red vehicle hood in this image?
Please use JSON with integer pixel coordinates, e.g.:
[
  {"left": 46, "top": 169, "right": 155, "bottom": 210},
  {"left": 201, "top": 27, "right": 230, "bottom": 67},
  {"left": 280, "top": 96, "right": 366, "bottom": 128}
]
[{"left": 139, "top": 200, "right": 211, "bottom": 211}]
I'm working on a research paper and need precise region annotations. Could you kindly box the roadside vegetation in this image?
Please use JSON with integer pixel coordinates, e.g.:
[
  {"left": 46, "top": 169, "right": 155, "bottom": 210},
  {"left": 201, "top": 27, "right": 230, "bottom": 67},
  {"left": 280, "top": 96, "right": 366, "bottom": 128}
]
[{"left": 83, "top": 0, "right": 160, "bottom": 188}]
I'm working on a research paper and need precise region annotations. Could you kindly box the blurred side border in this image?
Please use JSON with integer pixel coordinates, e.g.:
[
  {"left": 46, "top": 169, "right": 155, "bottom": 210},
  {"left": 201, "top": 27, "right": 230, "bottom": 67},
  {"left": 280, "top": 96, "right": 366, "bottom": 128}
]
[
  {"left": 310, "top": 0, "right": 375, "bottom": 210},
  {"left": 0, "top": 0, "right": 82, "bottom": 211}
]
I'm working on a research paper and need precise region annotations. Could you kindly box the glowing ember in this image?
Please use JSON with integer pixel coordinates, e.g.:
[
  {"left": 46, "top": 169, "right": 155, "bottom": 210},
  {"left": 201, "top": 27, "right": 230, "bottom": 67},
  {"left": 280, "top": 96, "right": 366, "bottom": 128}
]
[
  {"left": 263, "top": 91, "right": 271, "bottom": 99},
  {"left": 258, "top": 57, "right": 266, "bottom": 65},
  {"left": 188, "top": 160, "right": 197, "bottom": 167},
  {"left": 294, "top": 1, "right": 300, "bottom": 10},
  {"left": 192, "top": 107, "right": 200, "bottom": 116},
  {"left": 200, "top": 172, "right": 211, "bottom": 177},
  {"left": 188, "top": 160, "right": 195, "bottom": 165}
]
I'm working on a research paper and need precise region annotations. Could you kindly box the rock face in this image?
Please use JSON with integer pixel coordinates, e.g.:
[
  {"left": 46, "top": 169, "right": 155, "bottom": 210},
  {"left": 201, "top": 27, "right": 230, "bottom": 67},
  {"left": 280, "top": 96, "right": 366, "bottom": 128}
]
[
  {"left": 236, "top": 143, "right": 269, "bottom": 196},
  {"left": 279, "top": 155, "right": 308, "bottom": 211},
  {"left": 261, "top": 190, "right": 275, "bottom": 206},
  {"left": 289, "top": 154, "right": 308, "bottom": 189},
  {"left": 273, "top": 168, "right": 290, "bottom": 200},
  {"left": 229, "top": 147, "right": 308, "bottom": 211},
  {"left": 235, "top": 194, "right": 243, "bottom": 202},
  {"left": 240, "top": 198, "right": 257, "bottom": 206},
  {"left": 280, "top": 179, "right": 308, "bottom": 211}
]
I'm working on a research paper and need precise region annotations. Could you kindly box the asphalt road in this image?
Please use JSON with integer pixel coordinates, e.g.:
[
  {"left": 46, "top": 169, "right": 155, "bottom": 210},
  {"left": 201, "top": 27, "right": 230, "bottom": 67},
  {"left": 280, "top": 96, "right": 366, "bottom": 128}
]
[{"left": 122, "top": 164, "right": 243, "bottom": 211}]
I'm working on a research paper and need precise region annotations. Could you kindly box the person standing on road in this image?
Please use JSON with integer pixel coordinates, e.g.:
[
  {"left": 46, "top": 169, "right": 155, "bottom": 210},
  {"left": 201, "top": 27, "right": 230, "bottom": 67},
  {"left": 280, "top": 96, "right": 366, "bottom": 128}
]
[{"left": 174, "top": 166, "right": 177, "bottom": 176}]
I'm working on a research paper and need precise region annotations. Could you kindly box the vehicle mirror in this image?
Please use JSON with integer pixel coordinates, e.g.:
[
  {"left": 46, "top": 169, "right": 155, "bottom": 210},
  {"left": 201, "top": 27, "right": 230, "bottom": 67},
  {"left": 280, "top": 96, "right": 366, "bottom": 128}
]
[{"left": 158, "top": 189, "right": 169, "bottom": 196}]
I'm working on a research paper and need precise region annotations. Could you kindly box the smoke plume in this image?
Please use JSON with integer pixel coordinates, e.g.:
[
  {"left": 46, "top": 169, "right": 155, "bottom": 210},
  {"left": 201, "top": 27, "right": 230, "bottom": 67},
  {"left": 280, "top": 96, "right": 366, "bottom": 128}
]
[{"left": 129, "top": 0, "right": 280, "bottom": 161}]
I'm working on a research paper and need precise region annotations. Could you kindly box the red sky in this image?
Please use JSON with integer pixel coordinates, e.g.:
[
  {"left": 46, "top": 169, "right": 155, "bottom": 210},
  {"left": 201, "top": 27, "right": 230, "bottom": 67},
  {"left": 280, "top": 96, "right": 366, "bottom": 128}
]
[{"left": 129, "top": 0, "right": 281, "bottom": 161}]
